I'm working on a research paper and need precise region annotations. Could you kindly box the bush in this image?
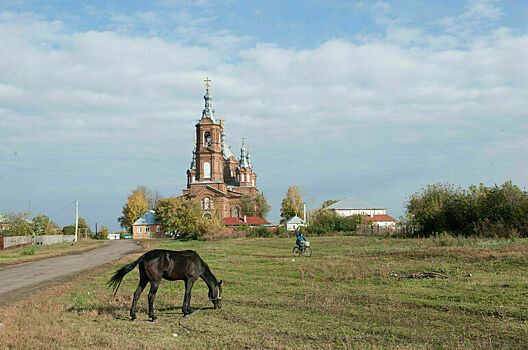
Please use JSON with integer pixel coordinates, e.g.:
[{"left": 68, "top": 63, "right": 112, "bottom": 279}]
[
  {"left": 247, "top": 226, "right": 273, "bottom": 238},
  {"left": 405, "top": 181, "right": 528, "bottom": 237},
  {"left": 306, "top": 212, "right": 368, "bottom": 236},
  {"left": 195, "top": 217, "right": 225, "bottom": 240}
]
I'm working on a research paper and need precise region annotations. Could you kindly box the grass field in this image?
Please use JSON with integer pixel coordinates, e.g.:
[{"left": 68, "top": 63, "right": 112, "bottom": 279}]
[
  {"left": 0, "top": 235, "right": 527, "bottom": 349},
  {"left": 0, "top": 240, "right": 104, "bottom": 266}
]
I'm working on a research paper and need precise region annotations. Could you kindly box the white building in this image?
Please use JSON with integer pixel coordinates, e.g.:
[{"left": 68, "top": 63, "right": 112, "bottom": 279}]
[
  {"left": 284, "top": 216, "right": 306, "bottom": 231},
  {"left": 325, "top": 197, "right": 397, "bottom": 227}
]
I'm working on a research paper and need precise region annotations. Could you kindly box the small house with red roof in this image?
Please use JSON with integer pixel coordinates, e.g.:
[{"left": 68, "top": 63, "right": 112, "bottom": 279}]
[
  {"left": 365, "top": 214, "right": 397, "bottom": 227},
  {"left": 222, "top": 216, "right": 271, "bottom": 230}
]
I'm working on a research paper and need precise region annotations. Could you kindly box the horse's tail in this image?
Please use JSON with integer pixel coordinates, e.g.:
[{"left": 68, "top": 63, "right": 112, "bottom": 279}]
[{"left": 107, "top": 256, "right": 143, "bottom": 296}]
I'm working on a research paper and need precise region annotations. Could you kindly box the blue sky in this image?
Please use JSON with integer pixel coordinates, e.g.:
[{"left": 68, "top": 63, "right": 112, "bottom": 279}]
[{"left": 1, "top": 0, "right": 527, "bottom": 230}]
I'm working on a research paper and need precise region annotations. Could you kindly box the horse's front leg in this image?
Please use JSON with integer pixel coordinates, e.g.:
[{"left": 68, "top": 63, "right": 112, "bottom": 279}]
[
  {"left": 147, "top": 280, "right": 160, "bottom": 321},
  {"left": 182, "top": 277, "right": 196, "bottom": 315}
]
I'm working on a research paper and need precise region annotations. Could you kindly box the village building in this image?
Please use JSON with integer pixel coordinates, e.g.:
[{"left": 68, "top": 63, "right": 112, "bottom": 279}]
[
  {"left": 222, "top": 216, "right": 271, "bottom": 230},
  {"left": 325, "top": 197, "right": 397, "bottom": 227},
  {"left": 132, "top": 210, "right": 165, "bottom": 239},
  {"left": 182, "top": 79, "right": 260, "bottom": 219},
  {"left": 284, "top": 216, "right": 306, "bottom": 231}
]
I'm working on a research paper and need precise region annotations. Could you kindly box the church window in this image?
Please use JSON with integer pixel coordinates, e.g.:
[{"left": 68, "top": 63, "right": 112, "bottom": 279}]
[
  {"left": 241, "top": 174, "right": 245, "bottom": 182},
  {"left": 233, "top": 207, "right": 239, "bottom": 217},
  {"left": 201, "top": 199, "right": 204, "bottom": 209},
  {"left": 191, "top": 175, "right": 195, "bottom": 183},
  {"left": 145, "top": 227, "right": 150, "bottom": 233},
  {"left": 137, "top": 227, "right": 142, "bottom": 233},
  {"left": 204, "top": 162, "right": 211, "bottom": 178},
  {"left": 204, "top": 131, "right": 212, "bottom": 147},
  {"left": 252, "top": 179, "right": 255, "bottom": 187},
  {"left": 204, "top": 197, "right": 210, "bottom": 209},
  {"left": 203, "top": 213, "right": 212, "bottom": 219},
  {"left": 211, "top": 199, "right": 214, "bottom": 208}
]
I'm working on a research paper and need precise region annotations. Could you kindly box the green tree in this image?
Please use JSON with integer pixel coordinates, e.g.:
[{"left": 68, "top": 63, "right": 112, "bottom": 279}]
[
  {"left": 240, "top": 193, "right": 271, "bottom": 219},
  {"left": 1, "top": 211, "right": 33, "bottom": 237},
  {"left": 98, "top": 225, "right": 110, "bottom": 239},
  {"left": 62, "top": 225, "right": 75, "bottom": 235},
  {"left": 321, "top": 199, "right": 338, "bottom": 209},
  {"left": 118, "top": 188, "right": 150, "bottom": 233},
  {"left": 280, "top": 186, "right": 304, "bottom": 223},
  {"left": 32, "top": 214, "right": 61, "bottom": 235},
  {"left": 155, "top": 196, "right": 201, "bottom": 236}
]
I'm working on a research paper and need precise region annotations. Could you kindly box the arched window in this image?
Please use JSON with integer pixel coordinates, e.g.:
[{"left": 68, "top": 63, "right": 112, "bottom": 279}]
[
  {"left": 204, "top": 131, "right": 212, "bottom": 147},
  {"left": 252, "top": 179, "right": 255, "bottom": 187},
  {"left": 203, "top": 213, "right": 212, "bottom": 219},
  {"left": 241, "top": 174, "right": 245, "bottom": 182},
  {"left": 204, "top": 197, "right": 210, "bottom": 209},
  {"left": 203, "top": 161, "right": 211, "bottom": 178},
  {"left": 201, "top": 199, "right": 204, "bottom": 209},
  {"left": 233, "top": 207, "right": 239, "bottom": 217}
]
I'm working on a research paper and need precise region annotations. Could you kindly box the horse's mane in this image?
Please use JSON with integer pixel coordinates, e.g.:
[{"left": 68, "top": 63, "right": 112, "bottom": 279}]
[{"left": 198, "top": 255, "right": 218, "bottom": 285}]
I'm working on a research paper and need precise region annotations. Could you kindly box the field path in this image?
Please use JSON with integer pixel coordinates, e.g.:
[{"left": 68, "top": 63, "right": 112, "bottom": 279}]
[{"left": 0, "top": 240, "right": 140, "bottom": 306}]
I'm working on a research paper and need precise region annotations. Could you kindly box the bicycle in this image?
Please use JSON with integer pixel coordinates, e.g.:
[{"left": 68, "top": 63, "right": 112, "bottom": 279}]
[{"left": 292, "top": 241, "right": 312, "bottom": 257}]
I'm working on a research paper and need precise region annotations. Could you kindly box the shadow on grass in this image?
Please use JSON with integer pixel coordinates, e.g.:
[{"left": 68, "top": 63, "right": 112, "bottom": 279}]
[
  {"left": 66, "top": 305, "right": 132, "bottom": 320},
  {"left": 158, "top": 305, "right": 215, "bottom": 313}
]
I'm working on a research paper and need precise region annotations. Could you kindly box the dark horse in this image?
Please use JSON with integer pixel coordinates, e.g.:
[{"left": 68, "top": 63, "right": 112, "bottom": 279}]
[{"left": 107, "top": 249, "right": 222, "bottom": 321}]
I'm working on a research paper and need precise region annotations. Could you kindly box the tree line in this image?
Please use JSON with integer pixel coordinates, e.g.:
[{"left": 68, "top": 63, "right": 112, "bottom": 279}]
[
  {"left": 0, "top": 212, "right": 110, "bottom": 238},
  {"left": 118, "top": 185, "right": 270, "bottom": 239},
  {"left": 404, "top": 181, "right": 528, "bottom": 237}
]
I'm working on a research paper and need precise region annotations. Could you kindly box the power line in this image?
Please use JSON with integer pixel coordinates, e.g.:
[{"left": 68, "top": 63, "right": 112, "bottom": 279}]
[{"left": 48, "top": 201, "right": 76, "bottom": 219}]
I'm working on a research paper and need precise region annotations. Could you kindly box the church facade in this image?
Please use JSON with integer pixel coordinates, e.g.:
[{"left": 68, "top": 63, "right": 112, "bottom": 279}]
[{"left": 182, "top": 80, "right": 259, "bottom": 219}]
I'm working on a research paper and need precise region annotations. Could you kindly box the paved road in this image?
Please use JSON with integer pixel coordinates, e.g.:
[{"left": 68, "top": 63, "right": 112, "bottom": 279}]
[{"left": 0, "top": 240, "right": 140, "bottom": 305}]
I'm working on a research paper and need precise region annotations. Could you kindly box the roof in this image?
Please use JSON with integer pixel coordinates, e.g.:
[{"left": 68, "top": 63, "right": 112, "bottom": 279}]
[
  {"left": 284, "top": 216, "right": 304, "bottom": 224},
  {"left": 222, "top": 216, "right": 271, "bottom": 226},
  {"left": 325, "top": 197, "right": 383, "bottom": 210},
  {"left": 133, "top": 210, "right": 158, "bottom": 226},
  {"left": 366, "top": 214, "right": 397, "bottom": 222}
]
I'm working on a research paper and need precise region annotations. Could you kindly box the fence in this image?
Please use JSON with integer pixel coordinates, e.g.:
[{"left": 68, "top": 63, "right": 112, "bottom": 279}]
[
  {"left": 356, "top": 225, "right": 421, "bottom": 237},
  {"left": 0, "top": 235, "right": 75, "bottom": 250}
]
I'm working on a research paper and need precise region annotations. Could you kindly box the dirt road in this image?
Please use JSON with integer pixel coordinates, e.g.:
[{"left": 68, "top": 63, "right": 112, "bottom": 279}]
[{"left": 0, "top": 240, "right": 140, "bottom": 305}]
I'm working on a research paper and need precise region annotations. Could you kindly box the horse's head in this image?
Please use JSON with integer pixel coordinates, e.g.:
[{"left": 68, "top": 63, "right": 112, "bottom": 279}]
[{"left": 209, "top": 280, "right": 223, "bottom": 309}]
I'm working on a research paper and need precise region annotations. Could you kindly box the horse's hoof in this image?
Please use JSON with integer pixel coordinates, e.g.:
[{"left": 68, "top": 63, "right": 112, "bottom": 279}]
[
  {"left": 149, "top": 316, "right": 158, "bottom": 322},
  {"left": 130, "top": 316, "right": 136, "bottom": 321}
]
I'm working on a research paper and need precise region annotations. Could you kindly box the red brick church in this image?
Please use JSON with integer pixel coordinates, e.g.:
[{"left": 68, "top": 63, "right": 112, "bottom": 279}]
[{"left": 182, "top": 79, "right": 259, "bottom": 219}]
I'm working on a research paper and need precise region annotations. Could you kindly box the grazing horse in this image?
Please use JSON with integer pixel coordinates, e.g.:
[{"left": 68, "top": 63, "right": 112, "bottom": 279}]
[{"left": 108, "top": 249, "right": 222, "bottom": 321}]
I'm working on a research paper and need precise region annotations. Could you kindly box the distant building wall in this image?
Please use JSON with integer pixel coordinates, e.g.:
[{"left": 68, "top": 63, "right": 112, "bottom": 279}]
[
  {"left": 132, "top": 224, "right": 164, "bottom": 239},
  {"left": 0, "top": 235, "right": 75, "bottom": 250},
  {"left": 331, "top": 209, "right": 386, "bottom": 217}
]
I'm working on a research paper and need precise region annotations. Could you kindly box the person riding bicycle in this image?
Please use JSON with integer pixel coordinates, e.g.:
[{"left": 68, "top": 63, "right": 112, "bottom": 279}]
[{"left": 296, "top": 232, "right": 307, "bottom": 251}]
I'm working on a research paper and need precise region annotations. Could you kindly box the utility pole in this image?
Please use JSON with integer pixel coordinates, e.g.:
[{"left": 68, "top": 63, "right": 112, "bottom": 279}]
[{"left": 74, "top": 200, "right": 79, "bottom": 243}]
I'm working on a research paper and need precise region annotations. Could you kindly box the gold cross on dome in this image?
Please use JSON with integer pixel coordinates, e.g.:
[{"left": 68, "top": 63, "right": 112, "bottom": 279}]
[
  {"left": 204, "top": 77, "right": 211, "bottom": 92},
  {"left": 242, "top": 136, "right": 246, "bottom": 146},
  {"left": 220, "top": 118, "right": 225, "bottom": 129}
]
